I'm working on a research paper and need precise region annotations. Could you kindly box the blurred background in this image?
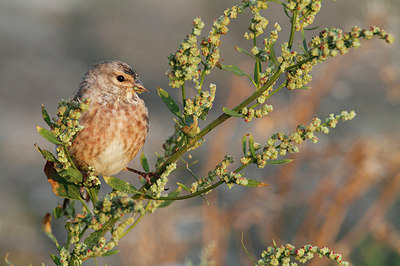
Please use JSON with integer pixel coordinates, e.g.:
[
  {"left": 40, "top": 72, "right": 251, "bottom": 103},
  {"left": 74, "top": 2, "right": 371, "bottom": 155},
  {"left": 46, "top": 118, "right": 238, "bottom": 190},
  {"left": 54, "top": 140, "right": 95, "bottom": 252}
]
[{"left": 1, "top": 0, "right": 399, "bottom": 265}]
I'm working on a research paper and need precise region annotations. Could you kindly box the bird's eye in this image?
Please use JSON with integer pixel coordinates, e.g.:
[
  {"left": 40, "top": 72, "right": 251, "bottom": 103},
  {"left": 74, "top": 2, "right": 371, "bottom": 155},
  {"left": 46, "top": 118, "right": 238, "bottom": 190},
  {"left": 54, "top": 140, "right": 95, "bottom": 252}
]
[{"left": 116, "top": 75, "right": 125, "bottom": 82}]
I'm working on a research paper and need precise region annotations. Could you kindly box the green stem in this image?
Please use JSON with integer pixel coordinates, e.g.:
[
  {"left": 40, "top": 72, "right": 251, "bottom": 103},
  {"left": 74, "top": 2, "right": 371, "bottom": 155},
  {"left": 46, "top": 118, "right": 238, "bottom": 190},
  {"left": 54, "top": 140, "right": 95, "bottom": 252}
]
[
  {"left": 249, "top": 81, "right": 287, "bottom": 109},
  {"left": 267, "top": 0, "right": 285, "bottom": 5},
  {"left": 286, "top": 56, "right": 316, "bottom": 71},
  {"left": 181, "top": 83, "right": 186, "bottom": 108},
  {"left": 288, "top": 9, "right": 298, "bottom": 49},
  {"left": 198, "top": 70, "right": 207, "bottom": 94},
  {"left": 78, "top": 197, "right": 91, "bottom": 214},
  {"left": 120, "top": 200, "right": 152, "bottom": 238},
  {"left": 148, "top": 180, "right": 224, "bottom": 201}
]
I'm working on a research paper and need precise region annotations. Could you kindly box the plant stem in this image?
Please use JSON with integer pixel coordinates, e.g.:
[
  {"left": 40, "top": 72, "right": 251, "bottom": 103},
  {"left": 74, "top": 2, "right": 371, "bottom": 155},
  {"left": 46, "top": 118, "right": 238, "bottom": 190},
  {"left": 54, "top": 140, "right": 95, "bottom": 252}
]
[
  {"left": 249, "top": 81, "right": 287, "bottom": 109},
  {"left": 120, "top": 200, "right": 152, "bottom": 238},
  {"left": 288, "top": 9, "right": 298, "bottom": 49},
  {"left": 148, "top": 180, "right": 224, "bottom": 201},
  {"left": 181, "top": 83, "right": 186, "bottom": 108},
  {"left": 198, "top": 70, "right": 207, "bottom": 94},
  {"left": 78, "top": 197, "right": 91, "bottom": 214},
  {"left": 286, "top": 56, "right": 316, "bottom": 71}
]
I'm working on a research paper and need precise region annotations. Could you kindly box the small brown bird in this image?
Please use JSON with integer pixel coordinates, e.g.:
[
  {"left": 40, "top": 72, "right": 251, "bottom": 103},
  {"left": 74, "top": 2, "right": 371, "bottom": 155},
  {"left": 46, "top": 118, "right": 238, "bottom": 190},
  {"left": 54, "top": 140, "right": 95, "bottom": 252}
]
[{"left": 69, "top": 60, "right": 148, "bottom": 176}]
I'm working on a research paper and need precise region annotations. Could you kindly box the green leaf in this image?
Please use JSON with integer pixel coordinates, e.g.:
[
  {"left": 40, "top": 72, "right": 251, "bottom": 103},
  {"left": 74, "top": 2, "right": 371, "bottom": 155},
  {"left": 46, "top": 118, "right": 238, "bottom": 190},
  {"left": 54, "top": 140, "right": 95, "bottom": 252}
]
[
  {"left": 235, "top": 46, "right": 256, "bottom": 59},
  {"left": 304, "top": 25, "right": 319, "bottom": 31},
  {"left": 49, "top": 254, "right": 61, "bottom": 265},
  {"left": 87, "top": 186, "right": 99, "bottom": 204},
  {"left": 35, "top": 144, "right": 58, "bottom": 162},
  {"left": 157, "top": 87, "right": 183, "bottom": 119},
  {"left": 298, "top": 86, "right": 311, "bottom": 90},
  {"left": 58, "top": 167, "right": 83, "bottom": 183},
  {"left": 41, "top": 104, "right": 54, "bottom": 128},
  {"left": 242, "top": 134, "right": 249, "bottom": 156},
  {"left": 44, "top": 162, "right": 82, "bottom": 200},
  {"left": 248, "top": 134, "right": 257, "bottom": 158},
  {"left": 219, "top": 64, "right": 257, "bottom": 87},
  {"left": 53, "top": 205, "right": 63, "bottom": 219},
  {"left": 301, "top": 27, "right": 308, "bottom": 52},
  {"left": 84, "top": 230, "right": 102, "bottom": 246},
  {"left": 36, "top": 125, "right": 62, "bottom": 145},
  {"left": 177, "top": 182, "right": 191, "bottom": 192},
  {"left": 241, "top": 233, "right": 256, "bottom": 265},
  {"left": 102, "top": 250, "right": 120, "bottom": 257},
  {"left": 266, "top": 159, "right": 294, "bottom": 165},
  {"left": 222, "top": 107, "right": 243, "bottom": 117},
  {"left": 269, "top": 44, "right": 278, "bottom": 67},
  {"left": 219, "top": 64, "right": 249, "bottom": 77},
  {"left": 140, "top": 150, "right": 150, "bottom": 173},
  {"left": 242, "top": 178, "right": 269, "bottom": 187},
  {"left": 103, "top": 176, "right": 146, "bottom": 195},
  {"left": 254, "top": 58, "right": 262, "bottom": 86},
  {"left": 158, "top": 187, "right": 182, "bottom": 208},
  {"left": 283, "top": 5, "right": 291, "bottom": 19}
]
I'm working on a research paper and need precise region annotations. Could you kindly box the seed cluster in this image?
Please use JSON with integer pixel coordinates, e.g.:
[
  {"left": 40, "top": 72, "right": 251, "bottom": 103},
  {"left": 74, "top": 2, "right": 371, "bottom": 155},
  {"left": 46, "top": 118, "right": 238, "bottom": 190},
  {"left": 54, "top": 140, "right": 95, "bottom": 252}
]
[
  {"left": 286, "top": 26, "right": 394, "bottom": 90},
  {"left": 240, "top": 111, "right": 356, "bottom": 168},
  {"left": 184, "top": 83, "right": 216, "bottom": 119},
  {"left": 58, "top": 191, "right": 145, "bottom": 263},
  {"left": 258, "top": 243, "right": 349, "bottom": 265},
  {"left": 167, "top": 17, "right": 204, "bottom": 88}
]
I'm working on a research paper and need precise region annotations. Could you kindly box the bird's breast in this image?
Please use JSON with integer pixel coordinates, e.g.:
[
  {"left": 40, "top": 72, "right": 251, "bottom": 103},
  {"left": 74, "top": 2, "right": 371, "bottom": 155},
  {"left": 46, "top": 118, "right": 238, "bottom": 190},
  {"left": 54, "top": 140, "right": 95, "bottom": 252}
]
[{"left": 69, "top": 99, "right": 148, "bottom": 176}]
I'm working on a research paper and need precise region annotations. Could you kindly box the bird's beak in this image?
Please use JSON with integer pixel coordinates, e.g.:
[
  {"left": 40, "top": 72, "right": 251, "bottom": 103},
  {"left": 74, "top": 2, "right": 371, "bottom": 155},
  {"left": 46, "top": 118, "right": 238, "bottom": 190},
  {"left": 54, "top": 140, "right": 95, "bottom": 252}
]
[{"left": 133, "top": 80, "right": 148, "bottom": 93}]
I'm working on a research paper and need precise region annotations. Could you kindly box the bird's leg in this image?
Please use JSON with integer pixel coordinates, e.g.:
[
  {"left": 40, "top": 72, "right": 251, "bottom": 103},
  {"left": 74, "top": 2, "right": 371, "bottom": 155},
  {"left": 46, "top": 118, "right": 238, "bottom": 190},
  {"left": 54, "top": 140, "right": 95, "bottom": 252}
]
[{"left": 125, "top": 167, "right": 159, "bottom": 185}]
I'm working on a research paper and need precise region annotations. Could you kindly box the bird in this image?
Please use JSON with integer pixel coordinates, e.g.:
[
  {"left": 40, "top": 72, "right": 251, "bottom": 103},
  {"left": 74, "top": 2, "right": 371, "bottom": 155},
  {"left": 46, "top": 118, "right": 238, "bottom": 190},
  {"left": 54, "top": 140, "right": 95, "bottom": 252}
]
[{"left": 68, "top": 60, "right": 149, "bottom": 177}]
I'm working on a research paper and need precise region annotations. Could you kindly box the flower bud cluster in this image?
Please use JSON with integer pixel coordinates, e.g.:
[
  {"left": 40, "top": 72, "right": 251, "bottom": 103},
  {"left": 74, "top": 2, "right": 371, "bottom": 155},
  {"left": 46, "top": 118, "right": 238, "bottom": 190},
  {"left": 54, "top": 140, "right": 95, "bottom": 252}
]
[
  {"left": 66, "top": 222, "right": 81, "bottom": 245},
  {"left": 244, "top": 10, "right": 269, "bottom": 40},
  {"left": 286, "top": 60, "right": 313, "bottom": 90},
  {"left": 167, "top": 17, "right": 204, "bottom": 88},
  {"left": 286, "top": 0, "right": 322, "bottom": 31},
  {"left": 200, "top": 0, "right": 266, "bottom": 73},
  {"left": 200, "top": 14, "right": 232, "bottom": 73},
  {"left": 72, "top": 191, "right": 139, "bottom": 232},
  {"left": 72, "top": 235, "right": 119, "bottom": 261},
  {"left": 285, "top": 26, "right": 394, "bottom": 91},
  {"left": 277, "top": 42, "right": 314, "bottom": 90},
  {"left": 63, "top": 192, "right": 146, "bottom": 260},
  {"left": 156, "top": 130, "right": 184, "bottom": 169},
  {"left": 263, "top": 22, "right": 281, "bottom": 56},
  {"left": 184, "top": 83, "right": 216, "bottom": 119},
  {"left": 309, "top": 26, "right": 394, "bottom": 62},
  {"left": 221, "top": 171, "right": 248, "bottom": 189},
  {"left": 59, "top": 247, "right": 70, "bottom": 266},
  {"left": 190, "top": 155, "right": 233, "bottom": 193},
  {"left": 51, "top": 99, "right": 89, "bottom": 168},
  {"left": 258, "top": 243, "right": 349, "bottom": 265},
  {"left": 82, "top": 167, "right": 101, "bottom": 188},
  {"left": 150, "top": 163, "right": 176, "bottom": 197},
  {"left": 148, "top": 163, "right": 176, "bottom": 212},
  {"left": 240, "top": 103, "right": 273, "bottom": 123},
  {"left": 52, "top": 99, "right": 89, "bottom": 146},
  {"left": 240, "top": 111, "right": 356, "bottom": 168},
  {"left": 111, "top": 217, "right": 135, "bottom": 240}
]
